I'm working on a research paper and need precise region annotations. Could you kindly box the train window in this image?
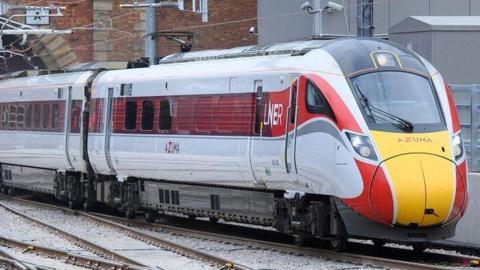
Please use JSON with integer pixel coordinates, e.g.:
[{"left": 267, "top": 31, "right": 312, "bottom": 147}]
[
  {"left": 57, "top": 88, "right": 63, "bottom": 99},
  {"left": 1, "top": 106, "right": 8, "bottom": 129},
  {"left": 17, "top": 105, "right": 25, "bottom": 129},
  {"left": 33, "top": 104, "right": 41, "bottom": 129},
  {"left": 9, "top": 105, "right": 16, "bottom": 129},
  {"left": 305, "top": 81, "right": 335, "bottom": 120},
  {"left": 124, "top": 101, "right": 137, "bottom": 130},
  {"left": 158, "top": 189, "right": 165, "bottom": 203},
  {"left": 171, "top": 190, "right": 180, "bottom": 205},
  {"left": 159, "top": 100, "right": 172, "bottom": 131},
  {"left": 210, "top": 194, "right": 220, "bottom": 210},
  {"left": 120, "top": 84, "right": 133, "bottom": 96},
  {"left": 141, "top": 101, "right": 154, "bottom": 130},
  {"left": 290, "top": 85, "right": 297, "bottom": 124},
  {"left": 42, "top": 104, "right": 50, "bottom": 129},
  {"left": 25, "top": 104, "right": 33, "bottom": 129},
  {"left": 164, "top": 189, "right": 170, "bottom": 204},
  {"left": 51, "top": 104, "right": 59, "bottom": 129},
  {"left": 254, "top": 82, "right": 263, "bottom": 135}
]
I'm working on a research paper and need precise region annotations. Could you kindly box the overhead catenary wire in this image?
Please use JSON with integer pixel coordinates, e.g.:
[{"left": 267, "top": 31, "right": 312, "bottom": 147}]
[{"left": 5, "top": 0, "right": 402, "bottom": 61}]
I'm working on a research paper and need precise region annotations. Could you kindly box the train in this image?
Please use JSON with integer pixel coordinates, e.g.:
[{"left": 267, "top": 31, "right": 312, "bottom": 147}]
[{"left": 0, "top": 38, "right": 468, "bottom": 251}]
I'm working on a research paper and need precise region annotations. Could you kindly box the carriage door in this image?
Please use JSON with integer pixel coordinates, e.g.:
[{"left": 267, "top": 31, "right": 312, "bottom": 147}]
[
  {"left": 104, "top": 87, "right": 116, "bottom": 173},
  {"left": 284, "top": 75, "right": 299, "bottom": 181},
  {"left": 249, "top": 80, "right": 264, "bottom": 185},
  {"left": 63, "top": 86, "right": 74, "bottom": 170}
]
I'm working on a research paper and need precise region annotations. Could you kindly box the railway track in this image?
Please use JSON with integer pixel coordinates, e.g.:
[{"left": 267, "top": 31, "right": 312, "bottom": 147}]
[
  {"left": 90, "top": 214, "right": 475, "bottom": 270},
  {"left": 0, "top": 236, "right": 143, "bottom": 270},
  {"left": 0, "top": 201, "right": 147, "bottom": 268},
  {"left": 0, "top": 196, "right": 252, "bottom": 270},
  {"left": 2, "top": 196, "right": 476, "bottom": 270},
  {"left": 0, "top": 248, "right": 30, "bottom": 270}
]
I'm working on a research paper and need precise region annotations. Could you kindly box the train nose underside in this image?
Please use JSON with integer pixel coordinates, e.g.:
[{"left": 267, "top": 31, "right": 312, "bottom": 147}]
[{"left": 368, "top": 131, "right": 467, "bottom": 228}]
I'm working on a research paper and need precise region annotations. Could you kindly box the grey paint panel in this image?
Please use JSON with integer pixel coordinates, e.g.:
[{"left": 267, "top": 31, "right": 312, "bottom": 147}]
[
  {"left": 390, "top": 32, "right": 434, "bottom": 61},
  {"left": 389, "top": 0, "right": 430, "bottom": 27},
  {"left": 471, "top": 0, "right": 480, "bottom": 15},
  {"left": 434, "top": 32, "right": 480, "bottom": 84},
  {"left": 258, "top": 0, "right": 312, "bottom": 45},
  {"left": 374, "top": 0, "right": 390, "bottom": 35},
  {"left": 430, "top": 0, "right": 470, "bottom": 16}
]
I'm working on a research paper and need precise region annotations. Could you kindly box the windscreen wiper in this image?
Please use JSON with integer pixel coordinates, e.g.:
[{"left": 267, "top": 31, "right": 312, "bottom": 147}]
[{"left": 354, "top": 83, "right": 414, "bottom": 132}]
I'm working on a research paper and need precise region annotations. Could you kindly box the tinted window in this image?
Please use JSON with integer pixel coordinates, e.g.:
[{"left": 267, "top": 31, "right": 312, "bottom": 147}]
[
  {"left": 17, "top": 105, "right": 25, "bottom": 129},
  {"left": 351, "top": 72, "right": 442, "bottom": 126},
  {"left": 9, "top": 105, "right": 16, "bottom": 129},
  {"left": 1, "top": 106, "right": 8, "bottom": 129},
  {"left": 26, "top": 104, "right": 33, "bottom": 128},
  {"left": 141, "top": 101, "right": 154, "bottom": 130},
  {"left": 33, "top": 104, "right": 41, "bottom": 129},
  {"left": 306, "top": 81, "right": 335, "bottom": 119},
  {"left": 159, "top": 100, "right": 172, "bottom": 130},
  {"left": 51, "top": 104, "right": 59, "bottom": 129},
  {"left": 42, "top": 104, "right": 50, "bottom": 129},
  {"left": 124, "top": 101, "right": 137, "bottom": 130}
]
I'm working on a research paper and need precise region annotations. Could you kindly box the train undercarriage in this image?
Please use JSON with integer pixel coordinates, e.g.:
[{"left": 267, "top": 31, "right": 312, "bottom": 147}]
[{"left": 0, "top": 163, "right": 349, "bottom": 250}]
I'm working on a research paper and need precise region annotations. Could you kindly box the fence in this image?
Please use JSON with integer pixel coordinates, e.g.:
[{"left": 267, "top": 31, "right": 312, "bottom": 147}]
[{"left": 450, "top": 84, "right": 480, "bottom": 172}]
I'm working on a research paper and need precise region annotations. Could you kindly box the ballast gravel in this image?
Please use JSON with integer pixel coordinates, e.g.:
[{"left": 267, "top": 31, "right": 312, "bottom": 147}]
[
  {"left": 0, "top": 207, "right": 96, "bottom": 258},
  {"left": 0, "top": 246, "right": 88, "bottom": 270},
  {"left": 1, "top": 200, "right": 217, "bottom": 270}
]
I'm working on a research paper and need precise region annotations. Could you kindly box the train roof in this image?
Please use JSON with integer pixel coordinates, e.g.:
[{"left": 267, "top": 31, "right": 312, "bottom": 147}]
[
  {"left": 0, "top": 70, "right": 94, "bottom": 90},
  {"left": 155, "top": 38, "right": 429, "bottom": 77}
]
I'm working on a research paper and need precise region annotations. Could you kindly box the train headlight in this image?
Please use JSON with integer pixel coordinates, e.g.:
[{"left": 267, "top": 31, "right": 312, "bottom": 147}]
[
  {"left": 453, "top": 133, "right": 464, "bottom": 161},
  {"left": 346, "top": 132, "right": 378, "bottom": 161}
]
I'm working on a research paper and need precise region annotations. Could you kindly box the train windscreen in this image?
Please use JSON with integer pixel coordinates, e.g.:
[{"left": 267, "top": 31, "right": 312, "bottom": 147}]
[{"left": 351, "top": 71, "right": 444, "bottom": 132}]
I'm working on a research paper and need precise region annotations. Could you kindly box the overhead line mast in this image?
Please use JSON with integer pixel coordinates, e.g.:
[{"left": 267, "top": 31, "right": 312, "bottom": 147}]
[
  {"left": 121, "top": 0, "right": 208, "bottom": 66},
  {"left": 357, "top": 0, "right": 374, "bottom": 37}
]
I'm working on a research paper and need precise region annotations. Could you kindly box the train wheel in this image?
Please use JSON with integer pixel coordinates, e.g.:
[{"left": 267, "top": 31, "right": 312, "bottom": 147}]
[
  {"left": 293, "top": 235, "right": 308, "bottom": 247},
  {"left": 7, "top": 187, "right": 15, "bottom": 196},
  {"left": 329, "top": 238, "right": 347, "bottom": 252},
  {"left": 145, "top": 210, "right": 157, "bottom": 223},
  {"left": 125, "top": 207, "right": 136, "bottom": 220},
  {"left": 188, "top": 215, "right": 196, "bottom": 221},
  {"left": 373, "top": 239, "right": 386, "bottom": 247},
  {"left": 412, "top": 242, "right": 427, "bottom": 253},
  {"left": 68, "top": 200, "right": 77, "bottom": 210},
  {"left": 83, "top": 200, "right": 93, "bottom": 211},
  {"left": 209, "top": 217, "right": 219, "bottom": 223},
  {"left": 1, "top": 186, "right": 7, "bottom": 195}
]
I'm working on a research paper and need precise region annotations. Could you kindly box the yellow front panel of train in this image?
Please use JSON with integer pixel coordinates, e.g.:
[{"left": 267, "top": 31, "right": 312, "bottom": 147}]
[{"left": 371, "top": 131, "right": 455, "bottom": 227}]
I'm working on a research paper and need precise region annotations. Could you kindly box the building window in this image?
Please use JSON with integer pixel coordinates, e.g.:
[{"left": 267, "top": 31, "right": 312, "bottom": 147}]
[
  {"left": 9, "top": 105, "right": 17, "bottom": 129},
  {"left": 51, "top": 103, "right": 59, "bottom": 129},
  {"left": 120, "top": 83, "right": 133, "bottom": 96},
  {"left": 124, "top": 101, "right": 137, "bottom": 130},
  {"left": 42, "top": 104, "right": 50, "bottom": 129},
  {"left": 1, "top": 106, "right": 8, "bottom": 129},
  {"left": 25, "top": 104, "right": 33, "bottom": 129},
  {"left": 17, "top": 105, "right": 25, "bottom": 129},
  {"left": 159, "top": 100, "right": 172, "bottom": 131},
  {"left": 141, "top": 101, "right": 154, "bottom": 130},
  {"left": 33, "top": 104, "right": 41, "bottom": 129}
]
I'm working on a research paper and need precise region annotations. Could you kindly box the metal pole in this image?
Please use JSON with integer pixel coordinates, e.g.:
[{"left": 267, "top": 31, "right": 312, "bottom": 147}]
[
  {"left": 357, "top": 0, "right": 373, "bottom": 37},
  {"left": 313, "top": 0, "right": 322, "bottom": 37},
  {"left": 145, "top": 0, "right": 156, "bottom": 65}
]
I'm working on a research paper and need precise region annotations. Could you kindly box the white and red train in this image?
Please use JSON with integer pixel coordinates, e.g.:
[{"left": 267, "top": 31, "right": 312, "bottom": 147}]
[{"left": 0, "top": 38, "right": 468, "bottom": 249}]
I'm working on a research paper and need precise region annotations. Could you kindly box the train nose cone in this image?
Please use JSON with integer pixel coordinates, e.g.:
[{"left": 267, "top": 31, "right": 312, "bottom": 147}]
[{"left": 370, "top": 154, "right": 455, "bottom": 227}]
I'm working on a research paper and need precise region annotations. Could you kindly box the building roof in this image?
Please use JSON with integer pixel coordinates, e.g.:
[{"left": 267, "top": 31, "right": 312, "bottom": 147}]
[{"left": 390, "top": 16, "right": 480, "bottom": 33}]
